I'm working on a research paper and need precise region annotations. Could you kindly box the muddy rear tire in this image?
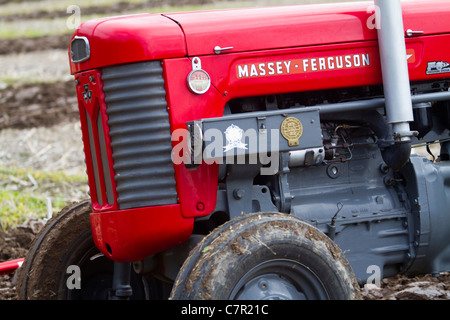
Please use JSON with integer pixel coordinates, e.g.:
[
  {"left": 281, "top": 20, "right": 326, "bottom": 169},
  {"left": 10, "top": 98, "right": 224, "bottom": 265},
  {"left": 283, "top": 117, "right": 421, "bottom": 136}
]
[
  {"left": 17, "top": 200, "right": 167, "bottom": 300},
  {"left": 170, "top": 213, "right": 361, "bottom": 300}
]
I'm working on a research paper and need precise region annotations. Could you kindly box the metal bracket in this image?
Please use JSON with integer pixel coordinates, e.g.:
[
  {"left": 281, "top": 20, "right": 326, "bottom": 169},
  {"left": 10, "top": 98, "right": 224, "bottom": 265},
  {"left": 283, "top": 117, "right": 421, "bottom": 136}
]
[
  {"left": 191, "top": 57, "right": 202, "bottom": 70},
  {"left": 257, "top": 116, "right": 267, "bottom": 134},
  {"left": 278, "top": 153, "right": 292, "bottom": 213}
]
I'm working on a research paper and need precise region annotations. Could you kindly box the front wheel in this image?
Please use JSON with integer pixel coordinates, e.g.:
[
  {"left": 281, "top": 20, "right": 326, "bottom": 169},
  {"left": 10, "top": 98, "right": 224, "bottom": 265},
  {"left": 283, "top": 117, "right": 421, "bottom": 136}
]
[
  {"left": 170, "top": 213, "right": 361, "bottom": 300},
  {"left": 17, "top": 200, "right": 169, "bottom": 300}
]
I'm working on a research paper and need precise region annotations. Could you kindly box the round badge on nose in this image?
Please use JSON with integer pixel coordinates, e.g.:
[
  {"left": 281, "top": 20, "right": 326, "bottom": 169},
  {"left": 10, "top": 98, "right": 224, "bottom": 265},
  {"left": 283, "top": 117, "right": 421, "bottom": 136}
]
[{"left": 187, "top": 57, "right": 211, "bottom": 95}]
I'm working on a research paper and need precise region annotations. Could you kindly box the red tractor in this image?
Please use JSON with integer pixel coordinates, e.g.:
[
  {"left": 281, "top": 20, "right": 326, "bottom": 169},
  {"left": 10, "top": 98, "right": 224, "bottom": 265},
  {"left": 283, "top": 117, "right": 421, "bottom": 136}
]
[{"left": 16, "top": 0, "right": 450, "bottom": 300}]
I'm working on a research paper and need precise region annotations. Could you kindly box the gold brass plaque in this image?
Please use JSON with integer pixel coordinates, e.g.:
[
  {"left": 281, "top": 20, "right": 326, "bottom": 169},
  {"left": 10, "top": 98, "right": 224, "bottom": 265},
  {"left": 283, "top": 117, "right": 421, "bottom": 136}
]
[{"left": 281, "top": 117, "right": 303, "bottom": 146}]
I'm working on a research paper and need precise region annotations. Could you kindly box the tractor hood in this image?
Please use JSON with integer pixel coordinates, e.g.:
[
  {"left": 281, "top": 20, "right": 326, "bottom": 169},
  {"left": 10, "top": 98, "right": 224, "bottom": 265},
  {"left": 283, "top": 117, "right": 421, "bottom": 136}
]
[
  {"left": 69, "top": 13, "right": 187, "bottom": 74},
  {"left": 164, "top": 2, "right": 377, "bottom": 56},
  {"left": 70, "top": 0, "right": 450, "bottom": 74},
  {"left": 164, "top": 0, "right": 450, "bottom": 57}
]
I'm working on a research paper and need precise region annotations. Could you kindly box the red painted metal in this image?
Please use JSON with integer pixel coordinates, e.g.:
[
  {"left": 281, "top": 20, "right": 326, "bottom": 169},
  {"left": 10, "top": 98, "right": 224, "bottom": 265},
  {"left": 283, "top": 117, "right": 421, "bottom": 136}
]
[
  {"left": 68, "top": 0, "right": 450, "bottom": 261},
  {"left": 69, "top": 0, "right": 450, "bottom": 75},
  {"left": 69, "top": 14, "right": 186, "bottom": 74},
  {"left": 164, "top": 2, "right": 378, "bottom": 56},
  {"left": 90, "top": 204, "right": 193, "bottom": 262},
  {"left": 75, "top": 69, "right": 118, "bottom": 212},
  {"left": 164, "top": 0, "right": 450, "bottom": 57},
  {"left": 0, "top": 258, "right": 24, "bottom": 275},
  {"left": 163, "top": 58, "right": 224, "bottom": 218}
]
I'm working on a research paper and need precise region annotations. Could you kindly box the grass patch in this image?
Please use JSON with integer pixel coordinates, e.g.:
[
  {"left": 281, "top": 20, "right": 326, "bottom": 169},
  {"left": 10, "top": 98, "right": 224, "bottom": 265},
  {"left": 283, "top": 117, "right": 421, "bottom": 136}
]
[{"left": 0, "top": 166, "right": 88, "bottom": 229}]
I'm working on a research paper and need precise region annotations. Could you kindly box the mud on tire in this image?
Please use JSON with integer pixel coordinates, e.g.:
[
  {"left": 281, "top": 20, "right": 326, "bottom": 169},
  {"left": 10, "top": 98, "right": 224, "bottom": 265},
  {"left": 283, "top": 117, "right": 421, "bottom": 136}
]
[
  {"left": 170, "top": 213, "right": 362, "bottom": 300},
  {"left": 16, "top": 200, "right": 159, "bottom": 300}
]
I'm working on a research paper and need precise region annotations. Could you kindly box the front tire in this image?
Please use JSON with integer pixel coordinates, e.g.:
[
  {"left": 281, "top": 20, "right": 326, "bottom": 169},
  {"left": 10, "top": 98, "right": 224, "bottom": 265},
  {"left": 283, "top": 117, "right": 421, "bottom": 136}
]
[
  {"left": 170, "top": 213, "right": 361, "bottom": 300},
  {"left": 17, "top": 200, "right": 168, "bottom": 299}
]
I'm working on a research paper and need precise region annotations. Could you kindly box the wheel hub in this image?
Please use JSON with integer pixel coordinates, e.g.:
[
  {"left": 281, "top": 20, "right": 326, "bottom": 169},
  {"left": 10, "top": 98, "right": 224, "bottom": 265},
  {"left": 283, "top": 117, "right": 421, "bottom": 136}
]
[{"left": 230, "top": 259, "right": 329, "bottom": 300}]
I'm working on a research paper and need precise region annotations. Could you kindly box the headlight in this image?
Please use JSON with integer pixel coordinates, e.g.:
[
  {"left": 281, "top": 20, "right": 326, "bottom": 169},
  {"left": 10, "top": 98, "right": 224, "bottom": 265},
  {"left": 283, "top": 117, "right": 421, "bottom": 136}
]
[{"left": 70, "top": 36, "right": 90, "bottom": 63}]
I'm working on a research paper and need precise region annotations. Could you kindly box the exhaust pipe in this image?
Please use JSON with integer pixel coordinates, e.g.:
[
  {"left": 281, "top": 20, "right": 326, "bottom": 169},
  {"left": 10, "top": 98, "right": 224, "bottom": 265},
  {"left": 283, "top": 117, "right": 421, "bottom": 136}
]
[{"left": 374, "top": 0, "right": 415, "bottom": 169}]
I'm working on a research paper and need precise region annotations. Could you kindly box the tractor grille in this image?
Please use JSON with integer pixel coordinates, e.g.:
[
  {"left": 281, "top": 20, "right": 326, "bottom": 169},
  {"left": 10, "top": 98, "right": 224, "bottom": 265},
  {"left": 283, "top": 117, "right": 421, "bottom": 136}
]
[{"left": 101, "top": 61, "right": 178, "bottom": 210}]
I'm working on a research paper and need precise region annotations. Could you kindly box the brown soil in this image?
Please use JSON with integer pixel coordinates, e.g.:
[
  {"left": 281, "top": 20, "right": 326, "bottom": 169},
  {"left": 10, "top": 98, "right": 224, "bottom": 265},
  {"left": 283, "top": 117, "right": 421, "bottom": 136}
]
[
  {"left": 363, "top": 273, "right": 450, "bottom": 300},
  {"left": 0, "top": 220, "right": 44, "bottom": 300},
  {"left": 0, "top": 35, "right": 71, "bottom": 55},
  {"left": 0, "top": 81, "right": 78, "bottom": 130}
]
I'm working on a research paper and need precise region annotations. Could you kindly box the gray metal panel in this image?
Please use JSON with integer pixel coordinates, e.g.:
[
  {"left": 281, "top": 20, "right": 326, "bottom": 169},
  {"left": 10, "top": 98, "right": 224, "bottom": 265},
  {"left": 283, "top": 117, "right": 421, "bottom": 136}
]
[
  {"left": 102, "top": 61, "right": 177, "bottom": 209},
  {"left": 190, "top": 107, "right": 322, "bottom": 163},
  {"left": 401, "top": 155, "right": 450, "bottom": 275}
]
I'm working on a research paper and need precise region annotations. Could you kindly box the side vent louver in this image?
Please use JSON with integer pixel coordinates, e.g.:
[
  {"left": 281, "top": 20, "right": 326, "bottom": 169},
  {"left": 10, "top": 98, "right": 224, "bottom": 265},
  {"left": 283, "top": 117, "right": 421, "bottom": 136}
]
[{"left": 102, "top": 61, "right": 178, "bottom": 209}]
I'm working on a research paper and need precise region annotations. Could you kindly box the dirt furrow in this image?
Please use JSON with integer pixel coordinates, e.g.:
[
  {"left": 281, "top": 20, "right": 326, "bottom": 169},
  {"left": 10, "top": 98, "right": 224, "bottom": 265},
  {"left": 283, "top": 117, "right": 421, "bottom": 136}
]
[
  {"left": 0, "top": 81, "right": 78, "bottom": 130},
  {"left": 0, "top": 35, "right": 70, "bottom": 55}
]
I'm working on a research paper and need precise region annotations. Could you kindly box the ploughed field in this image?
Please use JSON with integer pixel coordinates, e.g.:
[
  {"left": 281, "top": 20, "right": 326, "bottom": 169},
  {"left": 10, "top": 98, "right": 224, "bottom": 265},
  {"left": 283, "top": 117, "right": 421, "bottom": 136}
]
[{"left": 0, "top": 0, "right": 449, "bottom": 300}]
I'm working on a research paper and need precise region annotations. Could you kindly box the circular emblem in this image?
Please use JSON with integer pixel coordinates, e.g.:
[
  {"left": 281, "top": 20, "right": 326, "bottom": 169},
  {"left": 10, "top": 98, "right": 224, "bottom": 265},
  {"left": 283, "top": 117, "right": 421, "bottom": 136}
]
[
  {"left": 187, "top": 69, "right": 211, "bottom": 94},
  {"left": 224, "top": 124, "right": 247, "bottom": 152},
  {"left": 281, "top": 117, "right": 303, "bottom": 147}
]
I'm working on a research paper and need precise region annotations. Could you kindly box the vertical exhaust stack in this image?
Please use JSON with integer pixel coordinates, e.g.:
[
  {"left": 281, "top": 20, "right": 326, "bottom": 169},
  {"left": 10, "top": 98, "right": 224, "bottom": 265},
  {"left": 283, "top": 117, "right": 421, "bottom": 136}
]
[{"left": 374, "top": 0, "right": 415, "bottom": 170}]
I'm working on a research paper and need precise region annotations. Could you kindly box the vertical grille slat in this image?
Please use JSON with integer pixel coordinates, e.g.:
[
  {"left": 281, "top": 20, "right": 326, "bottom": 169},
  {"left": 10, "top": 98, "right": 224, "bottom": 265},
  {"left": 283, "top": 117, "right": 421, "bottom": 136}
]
[
  {"left": 85, "top": 110, "right": 103, "bottom": 206},
  {"left": 102, "top": 61, "right": 177, "bottom": 209},
  {"left": 97, "top": 114, "right": 115, "bottom": 205}
]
